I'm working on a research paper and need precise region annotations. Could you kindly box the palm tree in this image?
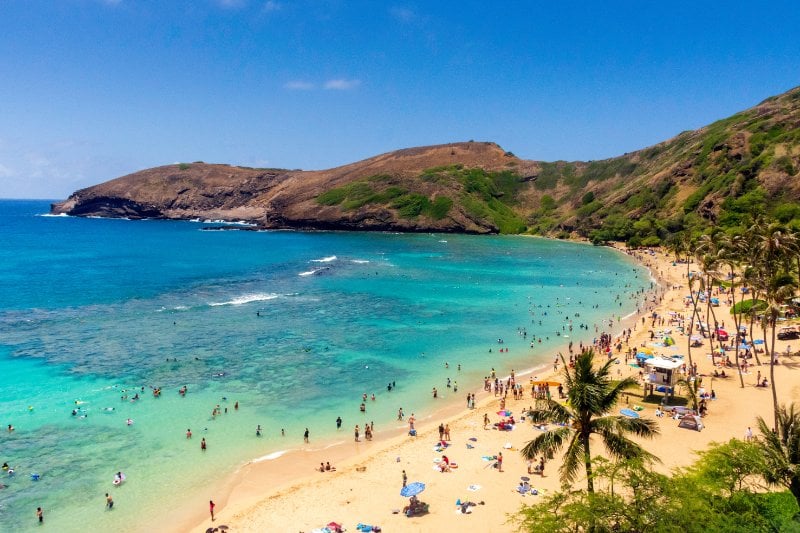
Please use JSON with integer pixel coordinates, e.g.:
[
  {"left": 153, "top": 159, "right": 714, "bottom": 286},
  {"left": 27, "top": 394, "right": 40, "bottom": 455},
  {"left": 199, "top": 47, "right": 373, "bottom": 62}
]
[
  {"left": 521, "top": 348, "right": 660, "bottom": 493},
  {"left": 752, "top": 221, "right": 798, "bottom": 428},
  {"left": 675, "top": 377, "right": 700, "bottom": 412},
  {"left": 718, "top": 233, "right": 746, "bottom": 388},
  {"left": 756, "top": 403, "right": 800, "bottom": 508}
]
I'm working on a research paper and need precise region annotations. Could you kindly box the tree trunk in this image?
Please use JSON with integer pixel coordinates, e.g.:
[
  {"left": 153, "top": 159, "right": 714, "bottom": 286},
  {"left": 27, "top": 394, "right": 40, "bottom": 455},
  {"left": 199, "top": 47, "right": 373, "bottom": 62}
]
[
  {"left": 583, "top": 431, "right": 594, "bottom": 493},
  {"left": 749, "top": 293, "right": 763, "bottom": 366},
  {"left": 770, "top": 318, "right": 779, "bottom": 430},
  {"left": 730, "top": 267, "right": 745, "bottom": 388},
  {"left": 789, "top": 476, "right": 800, "bottom": 510}
]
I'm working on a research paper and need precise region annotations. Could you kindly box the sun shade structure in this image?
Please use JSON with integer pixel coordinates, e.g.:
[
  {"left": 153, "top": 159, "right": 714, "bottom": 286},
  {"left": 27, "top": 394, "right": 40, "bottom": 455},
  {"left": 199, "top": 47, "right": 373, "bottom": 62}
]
[{"left": 400, "top": 482, "right": 426, "bottom": 497}]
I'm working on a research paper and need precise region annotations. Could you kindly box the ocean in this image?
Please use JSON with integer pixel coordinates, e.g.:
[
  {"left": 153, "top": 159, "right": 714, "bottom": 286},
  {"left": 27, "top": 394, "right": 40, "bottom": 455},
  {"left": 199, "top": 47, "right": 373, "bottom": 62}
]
[{"left": 0, "top": 199, "right": 651, "bottom": 531}]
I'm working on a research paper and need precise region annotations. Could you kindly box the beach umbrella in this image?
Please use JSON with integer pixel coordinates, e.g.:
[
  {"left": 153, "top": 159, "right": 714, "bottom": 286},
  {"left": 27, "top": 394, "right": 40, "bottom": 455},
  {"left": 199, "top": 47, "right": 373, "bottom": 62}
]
[
  {"left": 497, "top": 410, "right": 512, "bottom": 416},
  {"left": 690, "top": 335, "right": 703, "bottom": 341},
  {"left": 753, "top": 339, "right": 764, "bottom": 345},
  {"left": 400, "top": 481, "right": 426, "bottom": 497},
  {"left": 520, "top": 476, "right": 530, "bottom": 482},
  {"left": 738, "top": 344, "right": 750, "bottom": 351},
  {"left": 620, "top": 408, "right": 640, "bottom": 419}
]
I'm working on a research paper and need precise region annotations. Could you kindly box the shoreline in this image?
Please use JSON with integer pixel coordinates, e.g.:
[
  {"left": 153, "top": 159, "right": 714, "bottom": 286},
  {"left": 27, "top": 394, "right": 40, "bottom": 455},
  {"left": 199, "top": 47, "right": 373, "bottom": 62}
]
[{"left": 172, "top": 243, "right": 662, "bottom": 533}]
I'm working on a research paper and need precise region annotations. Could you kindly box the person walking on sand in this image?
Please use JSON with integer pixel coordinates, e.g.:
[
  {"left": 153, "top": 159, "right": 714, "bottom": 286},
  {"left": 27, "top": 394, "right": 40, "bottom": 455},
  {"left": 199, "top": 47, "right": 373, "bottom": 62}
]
[
  {"left": 497, "top": 452, "right": 503, "bottom": 472},
  {"left": 444, "top": 424, "right": 451, "bottom": 441},
  {"left": 402, "top": 469, "right": 407, "bottom": 487},
  {"left": 354, "top": 424, "right": 360, "bottom": 442},
  {"left": 209, "top": 500, "right": 215, "bottom": 521}
]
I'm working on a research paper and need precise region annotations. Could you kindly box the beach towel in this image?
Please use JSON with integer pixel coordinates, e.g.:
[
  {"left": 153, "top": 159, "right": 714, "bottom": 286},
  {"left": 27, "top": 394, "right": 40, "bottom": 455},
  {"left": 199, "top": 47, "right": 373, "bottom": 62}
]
[{"left": 467, "top": 484, "right": 481, "bottom": 491}]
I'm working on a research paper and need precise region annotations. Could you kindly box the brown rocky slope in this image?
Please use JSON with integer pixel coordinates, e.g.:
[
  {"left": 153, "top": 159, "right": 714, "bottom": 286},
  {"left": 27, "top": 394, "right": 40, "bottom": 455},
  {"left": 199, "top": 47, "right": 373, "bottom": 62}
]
[
  {"left": 52, "top": 142, "right": 538, "bottom": 234},
  {"left": 52, "top": 85, "right": 800, "bottom": 240}
]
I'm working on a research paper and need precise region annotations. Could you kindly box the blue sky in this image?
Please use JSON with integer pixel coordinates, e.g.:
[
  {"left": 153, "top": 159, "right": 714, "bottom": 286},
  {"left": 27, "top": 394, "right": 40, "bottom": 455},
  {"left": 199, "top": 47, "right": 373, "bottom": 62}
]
[{"left": 1, "top": 1, "right": 798, "bottom": 199}]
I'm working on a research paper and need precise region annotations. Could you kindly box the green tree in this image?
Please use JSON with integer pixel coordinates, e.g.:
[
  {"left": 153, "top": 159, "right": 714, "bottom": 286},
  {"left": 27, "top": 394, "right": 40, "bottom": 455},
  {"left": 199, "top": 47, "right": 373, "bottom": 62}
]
[
  {"left": 520, "top": 349, "right": 659, "bottom": 492},
  {"left": 751, "top": 220, "right": 798, "bottom": 428},
  {"left": 757, "top": 403, "right": 800, "bottom": 509}
]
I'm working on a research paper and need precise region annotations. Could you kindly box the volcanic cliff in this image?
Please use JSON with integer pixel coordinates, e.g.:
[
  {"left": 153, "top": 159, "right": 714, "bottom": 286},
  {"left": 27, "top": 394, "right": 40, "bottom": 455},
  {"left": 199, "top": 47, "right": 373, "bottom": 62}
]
[{"left": 52, "top": 85, "right": 800, "bottom": 242}]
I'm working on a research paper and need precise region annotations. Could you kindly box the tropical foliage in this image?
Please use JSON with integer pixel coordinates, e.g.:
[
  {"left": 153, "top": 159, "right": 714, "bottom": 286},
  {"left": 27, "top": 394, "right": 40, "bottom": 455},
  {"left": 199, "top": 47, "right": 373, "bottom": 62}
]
[
  {"left": 520, "top": 349, "right": 659, "bottom": 492},
  {"left": 669, "top": 219, "right": 800, "bottom": 428},
  {"left": 512, "top": 441, "right": 800, "bottom": 533},
  {"left": 756, "top": 403, "right": 800, "bottom": 508}
]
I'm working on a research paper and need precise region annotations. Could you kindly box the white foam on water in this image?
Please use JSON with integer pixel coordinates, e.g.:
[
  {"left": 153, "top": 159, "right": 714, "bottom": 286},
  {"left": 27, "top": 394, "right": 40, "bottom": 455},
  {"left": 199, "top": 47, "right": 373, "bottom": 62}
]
[
  {"left": 311, "top": 255, "right": 337, "bottom": 263},
  {"left": 299, "top": 267, "right": 329, "bottom": 276},
  {"left": 351, "top": 259, "right": 370, "bottom": 264},
  {"left": 208, "top": 293, "right": 280, "bottom": 306},
  {"left": 252, "top": 450, "right": 288, "bottom": 462},
  {"left": 38, "top": 212, "right": 70, "bottom": 217}
]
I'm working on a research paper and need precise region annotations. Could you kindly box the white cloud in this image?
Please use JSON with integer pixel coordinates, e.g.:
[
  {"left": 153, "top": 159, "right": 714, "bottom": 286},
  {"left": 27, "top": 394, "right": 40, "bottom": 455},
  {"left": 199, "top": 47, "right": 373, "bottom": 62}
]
[
  {"left": 389, "top": 6, "right": 416, "bottom": 22},
  {"left": 324, "top": 79, "right": 361, "bottom": 90},
  {"left": 284, "top": 80, "right": 315, "bottom": 90},
  {"left": 216, "top": 0, "right": 247, "bottom": 8},
  {"left": 262, "top": 0, "right": 281, "bottom": 13},
  {"left": 0, "top": 162, "right": 13, "bottom": 178}
]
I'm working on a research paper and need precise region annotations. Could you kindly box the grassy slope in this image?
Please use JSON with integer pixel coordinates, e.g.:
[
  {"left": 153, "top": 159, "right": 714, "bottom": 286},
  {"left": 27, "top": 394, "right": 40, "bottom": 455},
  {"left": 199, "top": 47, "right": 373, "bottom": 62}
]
[{"left": 312, "top": 86, "right": 800, "bottom": 241}]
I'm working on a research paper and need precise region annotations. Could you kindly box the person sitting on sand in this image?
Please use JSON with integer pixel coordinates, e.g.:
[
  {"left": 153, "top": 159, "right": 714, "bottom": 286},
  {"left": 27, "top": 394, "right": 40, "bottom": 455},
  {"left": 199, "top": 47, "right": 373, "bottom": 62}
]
[
  {"left": 325, "top": 461, "right": 335, "bottom": 471},
  {"left": 319, "top": 462, "right": 326, "bottom": 472}
]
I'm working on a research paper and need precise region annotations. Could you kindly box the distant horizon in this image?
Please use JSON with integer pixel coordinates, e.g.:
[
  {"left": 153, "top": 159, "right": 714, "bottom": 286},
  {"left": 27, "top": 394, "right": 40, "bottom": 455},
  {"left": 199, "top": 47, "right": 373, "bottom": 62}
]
[{"left": 2, "top": 1, "right": 798, "bottom": 198}]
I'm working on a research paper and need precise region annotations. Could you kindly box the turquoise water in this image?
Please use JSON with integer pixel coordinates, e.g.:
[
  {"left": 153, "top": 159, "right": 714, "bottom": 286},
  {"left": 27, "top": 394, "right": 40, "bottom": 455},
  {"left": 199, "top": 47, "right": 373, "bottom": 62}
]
[{"left": 0, "top": 200, "right": 650, "bottom": 531}]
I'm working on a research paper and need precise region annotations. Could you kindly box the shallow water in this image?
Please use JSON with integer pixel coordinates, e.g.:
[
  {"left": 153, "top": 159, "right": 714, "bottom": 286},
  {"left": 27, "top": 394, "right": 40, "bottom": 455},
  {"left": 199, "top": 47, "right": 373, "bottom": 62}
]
[{"left": 0, "top": 200, "right": 650, "bottom": 531}]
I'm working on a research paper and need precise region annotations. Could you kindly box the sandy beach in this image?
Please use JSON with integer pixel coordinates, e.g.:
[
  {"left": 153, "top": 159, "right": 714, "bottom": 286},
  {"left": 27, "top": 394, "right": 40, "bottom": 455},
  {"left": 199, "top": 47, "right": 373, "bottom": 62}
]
[{"left": 180, "top": 246, "right": 799, "bottom": 533}]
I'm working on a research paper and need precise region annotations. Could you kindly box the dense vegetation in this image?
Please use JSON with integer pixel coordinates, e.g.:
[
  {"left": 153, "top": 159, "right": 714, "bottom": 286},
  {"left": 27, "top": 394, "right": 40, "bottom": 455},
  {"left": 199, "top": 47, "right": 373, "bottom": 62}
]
[
  {"left": 513, "top": 442, "right": 800, "bottom": 532},
  {"left": 312, "top": 86, "right": 800, "bottom": 242},
  {"left": 316, "top": 166, "right": 527, "bottom": 233}
]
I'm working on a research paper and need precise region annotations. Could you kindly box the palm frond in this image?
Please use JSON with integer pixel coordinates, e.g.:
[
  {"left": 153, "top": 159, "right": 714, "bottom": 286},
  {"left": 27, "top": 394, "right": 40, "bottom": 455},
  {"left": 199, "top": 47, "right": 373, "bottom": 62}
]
[
  {"left": 596, "top": 425, "right": 660, "bottom": 463},
  {"left": 558, "top": 428, "right": 585, "bottom": 486},
  {"left": 526, "top": 399, "right": 574, "bottom": 425},
  {"left": 520, "top": 425, "right": 573, "bottom": 461}
]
